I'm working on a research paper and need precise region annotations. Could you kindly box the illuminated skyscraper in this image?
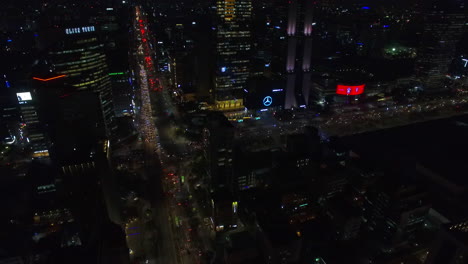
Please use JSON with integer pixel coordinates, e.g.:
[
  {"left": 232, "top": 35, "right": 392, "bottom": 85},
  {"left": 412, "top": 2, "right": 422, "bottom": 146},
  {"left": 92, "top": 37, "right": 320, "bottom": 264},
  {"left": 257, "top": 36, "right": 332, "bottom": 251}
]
[
  {"left": 41, "top": 25, "right": 116, "bottom": 138},
  {"left": 214, "top": 0, "right": 252, "bottom": 111},
  {"left": 285, "top": 0, "right": 314, "bottom": 109}
]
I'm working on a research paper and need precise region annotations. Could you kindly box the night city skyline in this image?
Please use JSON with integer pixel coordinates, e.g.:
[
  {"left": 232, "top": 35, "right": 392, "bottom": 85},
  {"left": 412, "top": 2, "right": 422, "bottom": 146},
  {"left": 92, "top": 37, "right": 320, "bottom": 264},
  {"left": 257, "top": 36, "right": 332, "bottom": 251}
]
[{"left": 0, "top": 0, "right": 467, "bottom": 264}]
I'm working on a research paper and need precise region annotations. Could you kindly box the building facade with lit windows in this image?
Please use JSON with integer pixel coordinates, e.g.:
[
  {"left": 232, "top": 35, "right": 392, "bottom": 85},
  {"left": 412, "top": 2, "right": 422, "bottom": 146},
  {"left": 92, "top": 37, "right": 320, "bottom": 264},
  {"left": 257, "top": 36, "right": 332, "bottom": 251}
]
[
  {"left": 214, "top": 0, "right": 253, "bottom": 111},
  {"left": 415, "top": 12, "right": 467, "bottom": 91},
  {"left": 45, "top": 25, "right": 117, "bottom": 137},
  {"left": 16, "top": 87, "right": 50, "bottom": 156}
]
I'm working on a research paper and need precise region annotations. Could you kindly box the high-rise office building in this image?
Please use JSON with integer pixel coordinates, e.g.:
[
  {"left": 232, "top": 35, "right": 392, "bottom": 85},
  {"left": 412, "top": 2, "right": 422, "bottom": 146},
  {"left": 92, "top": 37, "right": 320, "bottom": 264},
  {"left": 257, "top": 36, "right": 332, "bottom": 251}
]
[
  {"left": 214, "top": 0, "right": 252, "bottom": 111},
  {"left": 415, "top": 12, "right": 467, "bottom": 90},
  {"left": 363, "top": 182, "right": 430, "bottom": 246},
  {"left": 16, "top": 88, "right": 49, "bottom": 156},
  {"left": 31, "top": 69, "right": 108, "bottom": 163},
  {"left": 285, "top": 0, "right": 314, "bottom": 109},
  {"left": 0, "top": 77, "right": 18, "bottom": 145},
  {"left": 109, "top": 71, "right": 134, "bottom": 117},
  {"left": 38, "top": 22, "right": 116, "bottom": 138},
  {"left": 203, "top": 112, "right": 235, "bottom": 190}
]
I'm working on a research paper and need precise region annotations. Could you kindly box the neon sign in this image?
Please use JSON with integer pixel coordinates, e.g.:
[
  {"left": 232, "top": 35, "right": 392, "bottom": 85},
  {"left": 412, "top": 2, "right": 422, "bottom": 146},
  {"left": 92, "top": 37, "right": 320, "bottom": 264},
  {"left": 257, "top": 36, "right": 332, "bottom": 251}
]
[
  {"left": 462, "top": 58, "right": 468, "bottom": 68},
  {"left": 32, "top": 75, "right": 66, "bottom": 82},
  {"left": 336, "top": 84, "right": 365, "bottom": 95},
  {"left": 65, "top": 26, "right": 95, "bottom": 35},
  {"left": 263, "top": 96, "right": 273, "bottom": 106}
]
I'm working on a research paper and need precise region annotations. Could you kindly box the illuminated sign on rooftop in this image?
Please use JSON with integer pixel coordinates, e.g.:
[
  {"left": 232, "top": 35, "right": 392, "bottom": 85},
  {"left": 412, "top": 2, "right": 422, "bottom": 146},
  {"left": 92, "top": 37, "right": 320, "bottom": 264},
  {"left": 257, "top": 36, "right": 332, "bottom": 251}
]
[
  {"left": 336, "top": 84, "right": 365, "bottom": 95},
  {"left": 17, "top": 92, "right": 32, "bottom": 102},
  {"left": 65, "top": 26, "right": 95, "bottom": 35}
]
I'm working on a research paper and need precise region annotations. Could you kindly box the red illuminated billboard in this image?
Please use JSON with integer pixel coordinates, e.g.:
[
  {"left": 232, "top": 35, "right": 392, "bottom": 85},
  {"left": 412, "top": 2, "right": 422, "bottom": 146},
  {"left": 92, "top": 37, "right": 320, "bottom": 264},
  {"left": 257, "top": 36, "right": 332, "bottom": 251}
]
[{"left": 336, "top": 84, "right": 365, "bottom": 95}]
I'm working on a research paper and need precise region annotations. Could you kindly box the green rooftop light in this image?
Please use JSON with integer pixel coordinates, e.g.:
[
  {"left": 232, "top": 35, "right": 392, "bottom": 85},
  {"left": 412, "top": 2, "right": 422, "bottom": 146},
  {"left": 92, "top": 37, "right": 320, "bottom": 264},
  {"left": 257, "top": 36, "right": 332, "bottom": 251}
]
[{"left": 109, "top": 72, "right": 125, "bottom": 76}]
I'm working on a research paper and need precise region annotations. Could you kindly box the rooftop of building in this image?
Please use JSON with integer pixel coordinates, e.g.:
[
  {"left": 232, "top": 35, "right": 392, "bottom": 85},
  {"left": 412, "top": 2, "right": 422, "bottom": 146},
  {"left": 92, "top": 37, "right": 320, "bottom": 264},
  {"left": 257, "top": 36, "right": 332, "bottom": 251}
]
[
  {"left": 341, "top": 114, "right": 468, "bottom": 188},
  {"left": 225, "top": 230, "right": 256, "bottom": 251},
  {"left": 261, "top": 216, "right": 299, "bottom": 246},
  {"left": 211, "top": 187, "right": 234, "bottom": 203},
  {"left": 326, "top": 195, "right": 361, "bottom": 219},
  {"left": 207, "top": 111, "right": 233, "bottom": 129},
  {"left": 236, "top": 148, "right": 273, "bottom": 172}
]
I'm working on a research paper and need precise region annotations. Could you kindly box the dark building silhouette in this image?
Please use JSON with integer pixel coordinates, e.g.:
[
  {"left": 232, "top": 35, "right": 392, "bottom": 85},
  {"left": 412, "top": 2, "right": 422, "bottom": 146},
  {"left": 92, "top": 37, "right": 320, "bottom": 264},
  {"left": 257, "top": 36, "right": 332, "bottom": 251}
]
[{"left": 203, "top": 112, "right": 235, "bottom": 190}]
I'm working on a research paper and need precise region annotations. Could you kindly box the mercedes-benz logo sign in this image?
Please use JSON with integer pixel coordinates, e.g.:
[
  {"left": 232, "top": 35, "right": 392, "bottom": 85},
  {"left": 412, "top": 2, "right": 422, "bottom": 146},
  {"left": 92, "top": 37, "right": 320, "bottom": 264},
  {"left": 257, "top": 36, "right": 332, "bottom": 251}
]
[{"left": 263, "top": 96, "right": 273, "bottom": 107}]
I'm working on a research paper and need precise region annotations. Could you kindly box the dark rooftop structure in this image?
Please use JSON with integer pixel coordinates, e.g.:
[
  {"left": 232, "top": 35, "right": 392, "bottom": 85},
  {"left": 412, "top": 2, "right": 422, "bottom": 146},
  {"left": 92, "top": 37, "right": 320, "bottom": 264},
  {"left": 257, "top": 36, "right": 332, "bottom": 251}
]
[
  {"left": 342, "top": 114, "right": 468, "bottom": 191},
  {"left": 224, "top": 230, "right": 260, "bottom": 264}
]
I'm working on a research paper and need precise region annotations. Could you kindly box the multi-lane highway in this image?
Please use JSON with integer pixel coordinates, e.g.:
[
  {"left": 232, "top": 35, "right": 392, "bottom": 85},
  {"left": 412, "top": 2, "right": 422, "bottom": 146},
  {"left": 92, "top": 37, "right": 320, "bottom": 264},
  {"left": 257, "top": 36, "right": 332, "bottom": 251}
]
[{"left": 130, "top": 6, "right": 202, "bottom": 264}]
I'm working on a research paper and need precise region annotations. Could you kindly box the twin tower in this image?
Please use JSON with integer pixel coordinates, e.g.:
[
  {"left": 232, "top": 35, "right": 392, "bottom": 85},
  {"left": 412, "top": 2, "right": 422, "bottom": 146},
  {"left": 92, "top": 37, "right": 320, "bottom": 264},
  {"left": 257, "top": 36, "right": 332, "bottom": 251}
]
[
  {"left": 285, "top": 0, "right": 314, "bottom": 109},
  {"left": 215, "top": 0, "right": 314, "bottom": 110}
]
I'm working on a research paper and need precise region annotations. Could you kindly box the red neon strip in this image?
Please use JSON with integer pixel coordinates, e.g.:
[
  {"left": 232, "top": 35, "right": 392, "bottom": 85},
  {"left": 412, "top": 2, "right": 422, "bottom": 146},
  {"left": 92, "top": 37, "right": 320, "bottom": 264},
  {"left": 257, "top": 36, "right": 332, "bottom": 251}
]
[{"left": 32, "top": 75, "right": 66, "bottom": 82}]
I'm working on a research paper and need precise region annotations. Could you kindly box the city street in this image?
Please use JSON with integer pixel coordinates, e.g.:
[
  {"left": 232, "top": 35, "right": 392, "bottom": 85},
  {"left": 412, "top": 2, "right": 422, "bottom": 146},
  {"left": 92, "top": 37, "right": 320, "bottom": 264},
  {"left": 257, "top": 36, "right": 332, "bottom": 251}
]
[
  {"left": 125, "top": 6, "right": 208, "bottom": 264},
  {"left": 234, "top": 91, "right": 468, "bottom": 143}
]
